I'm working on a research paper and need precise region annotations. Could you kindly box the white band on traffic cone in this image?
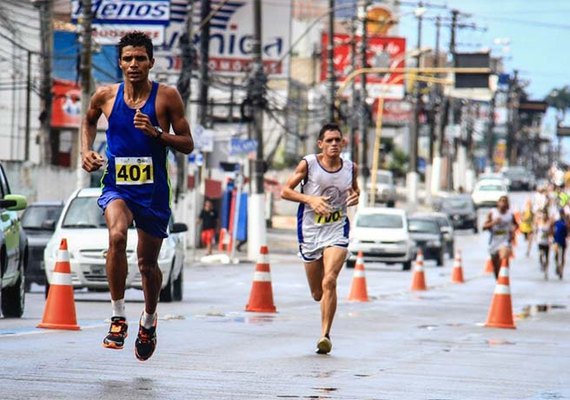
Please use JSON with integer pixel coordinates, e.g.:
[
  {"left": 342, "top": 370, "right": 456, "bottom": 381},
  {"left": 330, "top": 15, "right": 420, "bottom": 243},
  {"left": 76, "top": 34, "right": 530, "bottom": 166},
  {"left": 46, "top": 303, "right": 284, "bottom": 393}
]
[
  {"left": 494, "top": 284, "right": 511, "bottom": 295},
  {"left": 51, "top": 272, "right": 72, "bottom": 286},
  {"left": 258, "top": 254, "right": 269, "bottom": 264},
  {"left": 57, "top": 250, "right": 70, "bottom": 262},
  {"left": 253, "top": 271, "right": 272, "bottom": 282},
  {"left": 499, "top": 267, "right": 509, "bottom": 277},
  {"left": 353, "top": 270, "right": 366, "bottom": 278}
]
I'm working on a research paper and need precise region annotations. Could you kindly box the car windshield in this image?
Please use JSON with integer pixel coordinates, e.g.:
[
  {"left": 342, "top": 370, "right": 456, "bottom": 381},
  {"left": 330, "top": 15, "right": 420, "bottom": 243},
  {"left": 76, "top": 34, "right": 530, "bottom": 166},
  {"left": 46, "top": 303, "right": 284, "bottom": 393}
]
[
  {"left": 442, "top": 198, "right": 474, "bottom": 211},
  {"left": 61, "top": 197, "right": 107, "bottom": 228},
  {"left": 478, "top": 184, "right": 505, "bottom": 191},
  {"left": 21, "top": 205, "right": 63, "bottom": 229},
  {"left": 376, "top": 173, "right": 392, "bottom": 184},
  {"left": 504, "top": 168, "right": 526, "bottom": 177},
  {"left": 356, "top": 213, "right": 403, "bottom": 228},
  {"left": 409, "top": 219, "right": 439, "bottom": 234}
]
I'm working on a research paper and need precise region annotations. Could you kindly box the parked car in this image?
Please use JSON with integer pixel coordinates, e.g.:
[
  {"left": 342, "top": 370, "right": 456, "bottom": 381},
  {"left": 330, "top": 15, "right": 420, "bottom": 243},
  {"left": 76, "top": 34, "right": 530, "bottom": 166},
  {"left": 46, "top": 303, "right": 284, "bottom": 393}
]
[
  {"left": 501, "top": 166, "right": 536, "bottom": 191},
  {"left": 367, "top": 169, "right": 397, "bottom": 207},
  {"left": 408, "top": 216, "right": 446, "bottom": 267},
  {"left": 413, "top": 212, "right": 455, "bottom": 257},
  {"left": 434, "top": 194, "right": 478, "bottom": 233},
  {"left": 347, "top": 207, "right": 416, "bottom": 271},
  {"left": 0, "top": 162, "right": 28, "bottom": 318},
  {"left": 44, "top": 188, "right": 188, "bottom": 302},
  {"left": 20, "top": 201, "right": 64, "bottom": 291},
  {"left": 471, "top": 179, "right": 509, "bottom": 209}
]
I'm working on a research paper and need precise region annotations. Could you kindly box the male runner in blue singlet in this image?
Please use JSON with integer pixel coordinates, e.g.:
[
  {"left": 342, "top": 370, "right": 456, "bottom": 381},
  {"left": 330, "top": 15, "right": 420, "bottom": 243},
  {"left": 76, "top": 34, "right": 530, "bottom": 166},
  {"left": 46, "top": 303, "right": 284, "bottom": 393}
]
[{"left": 81, "top": 32, "right": 193, "bottom": 361}]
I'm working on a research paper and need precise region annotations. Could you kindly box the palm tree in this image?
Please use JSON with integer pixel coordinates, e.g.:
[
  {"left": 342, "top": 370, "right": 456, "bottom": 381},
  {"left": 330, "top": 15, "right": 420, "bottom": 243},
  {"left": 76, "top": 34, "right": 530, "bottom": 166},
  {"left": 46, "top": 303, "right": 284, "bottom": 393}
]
[{"left": 545, "top": 85, "right": 570, "bottom": 123}]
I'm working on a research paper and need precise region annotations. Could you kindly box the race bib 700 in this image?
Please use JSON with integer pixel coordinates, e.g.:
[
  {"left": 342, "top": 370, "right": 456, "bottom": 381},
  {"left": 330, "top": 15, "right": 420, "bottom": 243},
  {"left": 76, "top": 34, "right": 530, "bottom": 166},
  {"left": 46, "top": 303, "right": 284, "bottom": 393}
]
[
  {"left": 115, "top": 157, "right": 153, "bottom": 185},
  {"left": 314, "top": 209, "right": 343, "bottom": 225}
]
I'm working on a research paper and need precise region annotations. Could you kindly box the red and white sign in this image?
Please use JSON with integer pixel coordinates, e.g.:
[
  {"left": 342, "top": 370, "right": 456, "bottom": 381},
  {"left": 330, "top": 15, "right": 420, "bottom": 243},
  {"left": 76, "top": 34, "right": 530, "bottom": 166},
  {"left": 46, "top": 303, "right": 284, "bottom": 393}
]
[
  {"left": 321, "top": 34, "right": 406, "bottom": 99},
  {"left": 52, "top": 80, "right": 81, "bottom": 129},
  {"left": 371, "top": 99, "right": 413, "bottom": 125}
]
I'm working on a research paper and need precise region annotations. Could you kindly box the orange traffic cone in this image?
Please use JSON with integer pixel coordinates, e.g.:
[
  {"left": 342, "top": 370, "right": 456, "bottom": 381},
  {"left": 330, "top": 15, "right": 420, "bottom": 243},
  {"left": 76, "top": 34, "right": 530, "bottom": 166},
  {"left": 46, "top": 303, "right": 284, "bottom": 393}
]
[
  {"left": 484, "top": 256, "right": 494, "bottom": 274},
  {"left": 485, "top": 258, "right": 516, "bottom": 329},
  {"left": 245, "top": 246, "right": 277, "bottom": 313},
  {"left": 410, "top": 249, "right": 427, "bottom": 291},
  {"left": 37, "top": 238, "right": 80, "bottom": 330},
  {"left": 348, "top": 251, "right": 369, "bottom": 302},
  {"left": 451, "top": 249, "right": 465, "bottom": 283}
]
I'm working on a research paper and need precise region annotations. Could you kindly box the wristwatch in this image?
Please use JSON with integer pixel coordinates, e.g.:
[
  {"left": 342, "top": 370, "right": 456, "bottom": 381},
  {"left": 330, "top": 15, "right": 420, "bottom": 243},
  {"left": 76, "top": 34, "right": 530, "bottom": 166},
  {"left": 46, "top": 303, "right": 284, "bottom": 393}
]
[{"left": 154, "top": 126, "right": 164, "bottom": 139}]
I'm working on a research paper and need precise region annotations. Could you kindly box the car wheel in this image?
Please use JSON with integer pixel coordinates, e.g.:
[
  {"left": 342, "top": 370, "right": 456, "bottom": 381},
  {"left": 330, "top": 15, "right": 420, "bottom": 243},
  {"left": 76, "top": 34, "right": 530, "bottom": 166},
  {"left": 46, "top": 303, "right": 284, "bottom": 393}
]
[
  {"left": 448, "top": 242, "right": 455, "bottom": 258},
  {"left": 159, "top": 265, "right": 175, "bottom": 303},
  {"left": 1, "top": 250, "right": 26, "bottom": 318},
  {"left": 45, "top": 282, "right": 50, "bottom": 299},
  {"left": 402, "top": 260, "right": 412, "bottom": 271},
  {"left": 346, "top": 259, "right": 355, "bottom": 269},
  {"left": 173, "top": 265, "right": 183, "bottom": 302},
  {"left": 387, "top": 200, "right": 395, "bottom": 208},
  {"left": 473, "top": 224, "right": 479, "bottom": 233}
]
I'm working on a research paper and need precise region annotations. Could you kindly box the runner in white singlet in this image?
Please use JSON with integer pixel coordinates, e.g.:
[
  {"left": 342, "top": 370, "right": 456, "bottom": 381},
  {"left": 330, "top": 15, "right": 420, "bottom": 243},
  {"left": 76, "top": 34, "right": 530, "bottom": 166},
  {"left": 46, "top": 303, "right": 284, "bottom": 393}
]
[
  {"left": 483, "top": 195, "right": 518, "bottom": 279},
  {"left": 281, "top": 123, "right": 360, "bottom": 355}
]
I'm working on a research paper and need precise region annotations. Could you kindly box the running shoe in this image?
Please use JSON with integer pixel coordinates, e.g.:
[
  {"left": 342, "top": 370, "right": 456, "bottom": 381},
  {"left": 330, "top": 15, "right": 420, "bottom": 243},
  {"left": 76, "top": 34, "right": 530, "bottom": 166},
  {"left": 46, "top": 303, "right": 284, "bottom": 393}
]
[
  {"left": 135, "top": 316, "right": 157, "bottom": 361},
  {"left": 103, "top": 316, "right": 128, "bottom": 349},
  {"left": 315, "top": 335, "right": 332, "bottom": 355}
]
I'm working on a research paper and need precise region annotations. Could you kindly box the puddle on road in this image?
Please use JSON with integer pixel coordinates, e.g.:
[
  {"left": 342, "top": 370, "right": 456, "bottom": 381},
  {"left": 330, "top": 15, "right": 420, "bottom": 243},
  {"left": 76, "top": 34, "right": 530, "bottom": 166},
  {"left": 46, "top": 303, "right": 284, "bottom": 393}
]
[
  {"left": 486, "top": 338, "right": 516, "bottom": 346},
  {"left": 414, "top": 295, "right": 450, "bottom": 301},
  {"left": 516, "top": 303, "right": 567, "bottom": 320},
  {"left": 417, "top": 324, "right": 439, "bottom": 331}
]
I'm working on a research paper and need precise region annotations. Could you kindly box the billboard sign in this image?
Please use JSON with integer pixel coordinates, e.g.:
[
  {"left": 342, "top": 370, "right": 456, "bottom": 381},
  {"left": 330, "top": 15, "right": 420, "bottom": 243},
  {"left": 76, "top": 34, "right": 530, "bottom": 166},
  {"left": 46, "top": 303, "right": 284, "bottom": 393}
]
[
  {"left": 71, "top": 0, "right": 170, "bottom": 45},
  {"left": 153, "top": 0, "right": 291, "bottom": 77},
  {"left": 321, "top": 34, "right": 406, "bottom": 99}
]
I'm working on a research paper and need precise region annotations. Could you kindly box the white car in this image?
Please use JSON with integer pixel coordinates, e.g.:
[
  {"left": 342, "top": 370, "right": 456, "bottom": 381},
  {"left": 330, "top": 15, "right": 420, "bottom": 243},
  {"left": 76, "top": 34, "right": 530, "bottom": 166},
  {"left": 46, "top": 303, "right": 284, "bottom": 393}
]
[
  {"left": 366, "top": 169, "right": 397, "bottom": 207},
  {"left": 44, "top": 188, "right": 187, "bottom": 302},
  {"left": 471, "top": 180, "right": 509, "bottom": 209},
  {"left": 347, "top": 207, "right": 416, "bottom": 270}
]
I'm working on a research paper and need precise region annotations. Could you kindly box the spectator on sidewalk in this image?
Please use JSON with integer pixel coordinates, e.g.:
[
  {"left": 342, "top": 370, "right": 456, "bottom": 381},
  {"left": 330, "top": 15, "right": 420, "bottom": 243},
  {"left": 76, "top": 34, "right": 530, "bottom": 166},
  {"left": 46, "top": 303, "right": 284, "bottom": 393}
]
[{"left": 198, "top": 199, "right": 219, "bottom": 255}]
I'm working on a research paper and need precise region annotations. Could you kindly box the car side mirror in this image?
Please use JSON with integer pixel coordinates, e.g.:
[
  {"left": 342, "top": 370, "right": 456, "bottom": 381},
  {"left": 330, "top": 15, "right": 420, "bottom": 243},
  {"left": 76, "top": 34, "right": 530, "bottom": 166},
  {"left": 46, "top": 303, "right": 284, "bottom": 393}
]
[{"left": 171, "top": 222, "right": 188, "bottom": 234}]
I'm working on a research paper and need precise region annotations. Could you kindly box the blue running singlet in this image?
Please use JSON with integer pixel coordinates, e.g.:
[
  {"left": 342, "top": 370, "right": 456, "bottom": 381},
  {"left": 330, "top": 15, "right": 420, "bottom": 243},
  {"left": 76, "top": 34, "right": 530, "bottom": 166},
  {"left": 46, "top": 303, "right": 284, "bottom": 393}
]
[{"left": 98, "top": 81, "right": 171, "bottom": 238}]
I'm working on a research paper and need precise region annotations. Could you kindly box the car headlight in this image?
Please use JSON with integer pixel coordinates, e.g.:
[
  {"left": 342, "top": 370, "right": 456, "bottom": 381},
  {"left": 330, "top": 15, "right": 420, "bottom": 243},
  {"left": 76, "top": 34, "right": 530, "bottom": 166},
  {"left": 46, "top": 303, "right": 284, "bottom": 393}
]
[{"left": 426, "top": 240, "right": 441, "bottom": 247}]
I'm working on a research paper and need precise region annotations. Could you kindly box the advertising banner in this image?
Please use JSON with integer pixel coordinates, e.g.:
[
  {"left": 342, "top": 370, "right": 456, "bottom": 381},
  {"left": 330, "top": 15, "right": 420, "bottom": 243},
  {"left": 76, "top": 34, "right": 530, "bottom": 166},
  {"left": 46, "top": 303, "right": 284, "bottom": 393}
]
[
  {"left": 321, "top": 33, "right": 406, "bottom": 99},
  {"left": 155, "top": 0, "right": 291, "bottom": 77},
  {"left": 71, "top": 0, "right": 170, "bottom": 44}
]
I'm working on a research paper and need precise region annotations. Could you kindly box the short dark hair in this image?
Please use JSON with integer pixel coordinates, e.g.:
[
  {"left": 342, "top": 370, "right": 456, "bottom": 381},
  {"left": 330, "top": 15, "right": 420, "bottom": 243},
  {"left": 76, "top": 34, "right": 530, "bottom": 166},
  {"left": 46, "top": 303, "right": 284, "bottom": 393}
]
[
  {"left": 318, "top": 123, "right": 342, "bottom": 140},
  {"left": 118, "top": 31, "right": 154, "bottom": 60}
]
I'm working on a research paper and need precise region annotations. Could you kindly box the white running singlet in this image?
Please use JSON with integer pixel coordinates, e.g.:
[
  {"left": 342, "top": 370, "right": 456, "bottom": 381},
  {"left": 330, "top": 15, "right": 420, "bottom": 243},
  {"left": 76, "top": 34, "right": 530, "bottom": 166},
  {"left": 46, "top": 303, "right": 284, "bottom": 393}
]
[
  {"left": 488, "top": 208, "right": 514, "bottom": 255},
  {"left": 297, "top": 154, "right": 353, "bottom": 261}
]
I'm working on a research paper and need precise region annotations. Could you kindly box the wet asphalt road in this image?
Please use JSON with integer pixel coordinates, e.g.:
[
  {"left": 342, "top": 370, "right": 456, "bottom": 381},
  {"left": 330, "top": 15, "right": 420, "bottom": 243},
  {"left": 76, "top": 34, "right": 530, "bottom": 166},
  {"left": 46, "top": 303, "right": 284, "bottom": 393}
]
[{"left": 1, "top": 192, "right": 569, "bottom": 399}]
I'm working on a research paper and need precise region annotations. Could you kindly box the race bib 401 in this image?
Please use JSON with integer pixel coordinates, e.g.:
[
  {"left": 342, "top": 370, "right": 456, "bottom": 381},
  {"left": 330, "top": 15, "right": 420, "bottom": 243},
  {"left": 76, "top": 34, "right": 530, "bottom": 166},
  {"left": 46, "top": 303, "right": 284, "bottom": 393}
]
[{"left": 115, "top": 157, "right": 153, "bottom": 185}]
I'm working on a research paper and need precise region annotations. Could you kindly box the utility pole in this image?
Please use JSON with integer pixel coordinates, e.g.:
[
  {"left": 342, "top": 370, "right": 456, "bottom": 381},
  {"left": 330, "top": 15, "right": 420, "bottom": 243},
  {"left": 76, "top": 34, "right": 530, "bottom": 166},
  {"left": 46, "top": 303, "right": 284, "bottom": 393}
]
[
  {"left": 349, "top": 13, "right": 358, "bottom": 163},
  {"left": 37, "top": 0, "right": 53, "bottom": 165},
  {"left": 408, "top": 2, "right": 425, "bottom": 205},
  {"left": 175, "top": 0, "right": 195, "bottom": 247},
  {"left": 25, "top": 50, "right": 31, "bottom": 161},
  {"left": 327, "top": 0, "right": 335, "bottom": 121},
  {"left": 77, "top": 0, "right": 93, "bottom": 189},
  {"left": 198, "top": 0, "right": 210, "bottom": 127},
  {"left": 506, "top": 70, "right": 519, "bottom": 166},
  {"left": 248, "top": 0, "right": 267, "bottom": 260},
  {"left": 487, "top": 92, "right": 495, "bottom": 170},
  {"left": 358, "top": 0, "right": 370, "bottom": 204}
]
